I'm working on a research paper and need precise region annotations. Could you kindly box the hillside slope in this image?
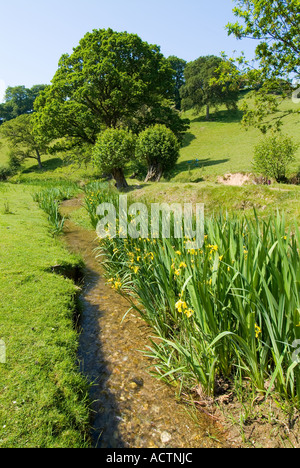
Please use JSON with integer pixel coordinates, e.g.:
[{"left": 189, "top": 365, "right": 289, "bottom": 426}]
[{"left": 174, "top": 97, "right": 300, "bottom": 182}]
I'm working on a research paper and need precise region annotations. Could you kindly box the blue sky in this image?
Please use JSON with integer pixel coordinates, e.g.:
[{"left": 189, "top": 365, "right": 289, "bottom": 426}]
[{"left": 0, "top": 0, "right": 257, "bottom": 101}]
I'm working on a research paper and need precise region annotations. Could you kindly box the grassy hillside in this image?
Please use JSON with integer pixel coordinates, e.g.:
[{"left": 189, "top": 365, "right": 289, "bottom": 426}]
[
  {"left": 0, "top": 184, "right": 91, "bottom": 447},
  {"left": 2, "top": 94, "right": 299, "bottom": 228},
  {"left": 173, "top": 98, "right": 300, "bottom": 183},
  {"left": 1, "top": 93, "right": 299, "bottom": 185}
]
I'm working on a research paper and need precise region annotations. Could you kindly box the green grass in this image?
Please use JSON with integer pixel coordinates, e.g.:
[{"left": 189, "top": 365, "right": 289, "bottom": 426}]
[
  {"left": 1, "top": 93, "right": 299, "bottom": 186},
  {"left": 127, "top": 181, "right": 300, "bottom": 225},
  {"left": 0, "top": 183, "right": 91, "bottom": 448},
  {"left": 173, "top": 98, "right": 300, "bottom": 183}
]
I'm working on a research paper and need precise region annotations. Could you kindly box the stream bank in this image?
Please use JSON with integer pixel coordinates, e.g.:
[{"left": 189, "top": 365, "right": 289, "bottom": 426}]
[{"left": 60, "top": 197, "right": 230, "bottom": 449}]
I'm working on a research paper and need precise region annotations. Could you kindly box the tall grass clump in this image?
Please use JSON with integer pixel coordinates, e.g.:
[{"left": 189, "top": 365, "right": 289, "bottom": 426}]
[
  {"left": 85, "top": 188, "right": 300, "bottom": 407},
  {"left": 83, "top": 181, "right": 128, "bottom": 229},
  {"left": 33, "top": 186, "right": 77, "bottom": 235}
]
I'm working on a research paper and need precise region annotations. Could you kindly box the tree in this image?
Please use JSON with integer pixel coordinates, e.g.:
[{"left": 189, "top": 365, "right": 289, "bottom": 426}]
[
  {"left": 226, "top": 0, "right": 300, "bottom": 132},
  {"left": 33, "top": 29, "right": 184, "bottom": 151},
  {"left": 180, "top": 56, "right": 240, "bottom": 120},
  {"left": 0, "top": 114, "right": 48, "bottom": 169},
  {"left": 135, "top": 124, "right": 180, "bottom": 182},
  {"left": 93, "top": 128, "right": 136, "bottom": 189},
  {"left": 121, "top": 98, "right": 190, "bottom": 144},
  {"left": 167, "top": 56, "right": 187, "bottom": 110},
  {"left": 227, "top": 0, "right": 300, "bottom": 78},
  {"left": 0, "top": 85, "right": 47, "bottom": 123}
]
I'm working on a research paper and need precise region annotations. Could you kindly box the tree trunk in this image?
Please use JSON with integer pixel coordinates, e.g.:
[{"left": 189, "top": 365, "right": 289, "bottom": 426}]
[
  {"left": 206, "top": 104, "right": 210, "bottom": 121},
  {"left": 36, "top": 149, "right": 43, "bottom": 169},
  {"left": 111, "top": 168, "right": 129, "bottom": 190},
  {"left": 144, "top": 161, "right": 163, "bottom": 183}
]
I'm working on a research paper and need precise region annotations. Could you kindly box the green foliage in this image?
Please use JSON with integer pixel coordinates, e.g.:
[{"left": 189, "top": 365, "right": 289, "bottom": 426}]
[
  {"left": 135, "top": 124, "right": 180, "bottom": 182},
  {"left": 93, "top": 128, "right": 136, "bottom": 173},
  {"left": 253, "top": 134, "right": 299, "bottom": 182},
  {"left": 58, "top": 141, "right": 93, "bottom": 168},
  {"left": 239, "top": 79, "right": 297, "bottom": 134},
  {"left": 0, "top": 84, "right": 47, "bottom": 123},
  {"left": 122, "top": 99, "right": 190, "bottom": 143},
  {"left": 0, "top": 114, "right": 48, "bottom": 168},
  {"left": 0, "top": 165, "right": 11, "bottom": 180},
  {"left": 227, "top": 0, "right": 300, "bottom": 78},
  {"left": 83, "top": 181, "right": 121, "bottom": 229},
  {"left": 8, "top": 151, "right": 22, "bottom": 174},
  {"left": 180, "top": 56, "right": 240, "bottom": 119},
  {"left": 167, "top": 56, "right": 187, "bottom": 110},
  {"left": 33, "top": 185, "right": 78, "bottom": 235},
  {"left": 33, "top": 28, "right": 181, "bottom": 150},
  {"left": 226, "top": 0, "right": 300, "bottom": 132},
  {"left": 93, "top": 128, "right": 136, "bottom": 189},
  {"left": 85, "top": 191, "right": 300, "bottom": 406}
]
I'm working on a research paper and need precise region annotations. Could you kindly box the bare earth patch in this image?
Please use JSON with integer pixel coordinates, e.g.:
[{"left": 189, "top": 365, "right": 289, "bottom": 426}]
[
  {"left": 184, "top": 383, "right": 300, "bottom": 448},
  {"left": 217, "top": 173, "right": 253, "bottom": 186},
  {"left": 215, "top": 397, "right": 300, "bottom": 448}
]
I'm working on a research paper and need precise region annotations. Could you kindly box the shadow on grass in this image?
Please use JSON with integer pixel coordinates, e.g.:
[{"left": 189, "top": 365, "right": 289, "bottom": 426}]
[
  {"left": 181, "top": 132, "right": 197, "bottom": 148},
  {"left": 172, "top": 157, "right": 230, "bottom": 175},
  {"left": 191, "top": 109, "right": 244, "bottom": 124},
  {"left": 126, "top": 183, "right": 149, "bottom": 193},
  {"left": 23, "top": 158, "right": 64, "bottom": 174}
]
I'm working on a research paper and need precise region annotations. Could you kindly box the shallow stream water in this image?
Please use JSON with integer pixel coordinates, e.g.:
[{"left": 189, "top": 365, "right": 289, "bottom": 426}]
[{"left": 60, "top": 198, "right": 229, "bottom": 449}]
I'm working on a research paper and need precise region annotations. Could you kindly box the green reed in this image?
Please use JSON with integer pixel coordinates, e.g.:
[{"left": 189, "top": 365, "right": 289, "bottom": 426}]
[
  {"left": 85, "top": 189, "right": 300, "bottom": 406},
  {"left": 33, "top": 186, "right": 77, "bottom": 235}
]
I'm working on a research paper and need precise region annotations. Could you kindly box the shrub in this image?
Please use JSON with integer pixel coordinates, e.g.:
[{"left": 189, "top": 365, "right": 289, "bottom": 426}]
[
  {"left": 135, "top": 124, "right": 180, "bottom": 182},
  {"left": 93, "top": 128, "right": 136, "bottom": 190},
  {"left": 8, "top": 150, "right": 23, "bottom": 174},
  {"left": 0, "top": 165, "right": 11, "bottom": 180},
  {"left": 253, "top": 134, "right": 299, "bottom": 182}
]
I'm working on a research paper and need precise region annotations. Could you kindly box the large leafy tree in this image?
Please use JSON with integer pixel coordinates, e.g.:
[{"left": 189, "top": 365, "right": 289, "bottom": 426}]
[
  {"left": 226, "top": 0, "right": 300, "bottom": 132},
  {"left": 33, "top": 28, "right": 186, "bottom": 150},
  {"left": 167, "top": 56, "right": 187, "bottom": 110},
  {"left": 0, "top": 85, "right": 46, "bottom": 123},
  {"left": 180, "top": 56, "right": 240, "bottom": 120}
]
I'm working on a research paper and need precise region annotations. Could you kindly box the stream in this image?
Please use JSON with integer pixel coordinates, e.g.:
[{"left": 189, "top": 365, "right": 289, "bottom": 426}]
[{"left": 60, "top": 198, "right": 229, "bottom": 449}]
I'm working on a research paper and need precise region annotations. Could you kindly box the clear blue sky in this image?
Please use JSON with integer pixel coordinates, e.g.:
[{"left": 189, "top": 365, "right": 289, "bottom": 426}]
[{"left": 0, "top": 0, "right": 257, "bottom": 101}]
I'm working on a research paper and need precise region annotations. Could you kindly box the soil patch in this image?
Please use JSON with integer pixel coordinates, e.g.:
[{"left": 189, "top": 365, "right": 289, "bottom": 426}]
[{"left": 217, "top": 173, "right": 253, "bottom": 186}]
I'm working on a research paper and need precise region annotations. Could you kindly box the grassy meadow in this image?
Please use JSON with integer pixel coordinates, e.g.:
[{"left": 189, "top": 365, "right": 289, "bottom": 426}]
[
  {"left": 0, "top": 183, "right": 91, "bottom": 448},
  {"left": 2, "top": 95, "right": 300, "bottom": 185},
  {"left": 0, "top": 93, "right": 299, "bottom": 447},
  {"left": 172, "top": 97, "right": 300, "bottom": 183}
]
